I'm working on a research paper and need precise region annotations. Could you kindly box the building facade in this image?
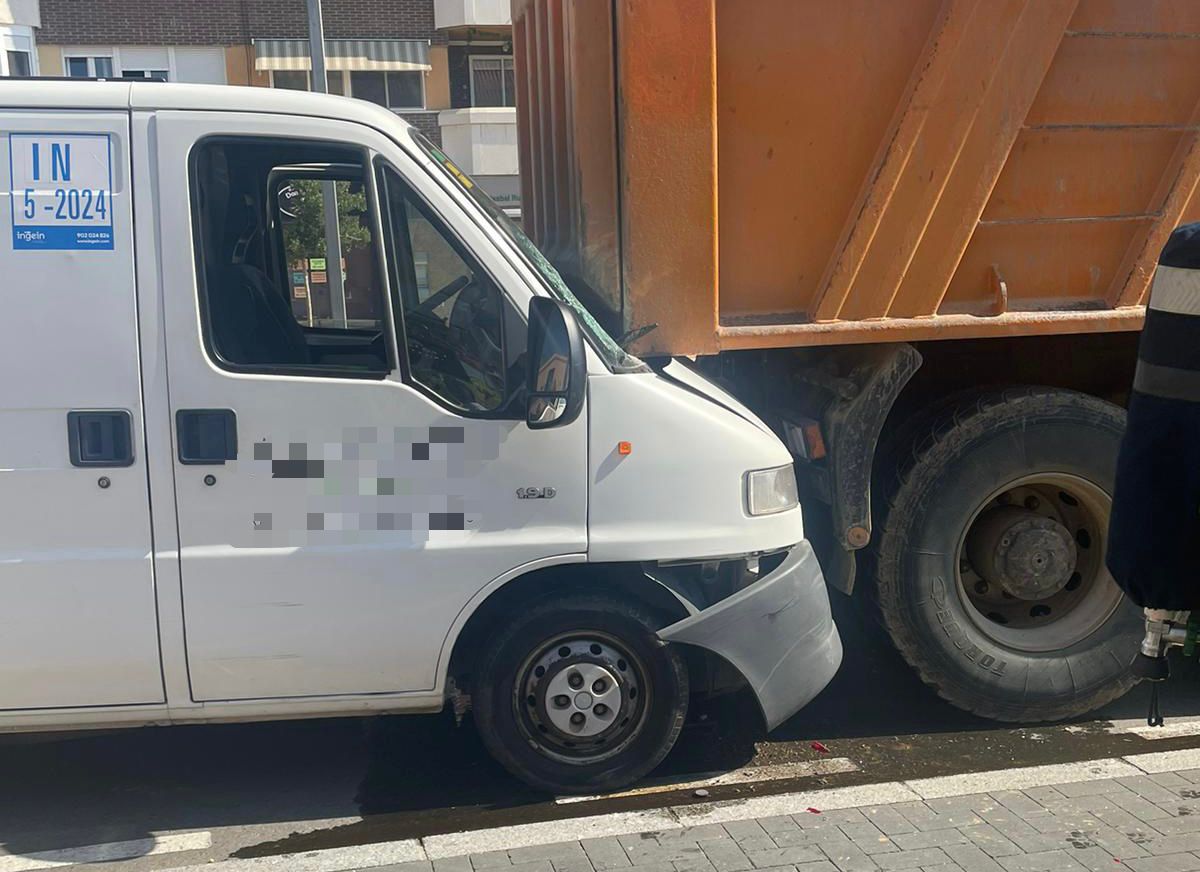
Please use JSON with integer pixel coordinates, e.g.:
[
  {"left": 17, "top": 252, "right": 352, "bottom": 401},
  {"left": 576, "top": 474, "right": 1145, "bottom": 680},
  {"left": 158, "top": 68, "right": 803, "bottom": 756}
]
[
  {"left": 0, "top": 0, "right": 41, "bottom": 76},
  {"left": 30, "top": 0, "right": 519, "bottom": 212},
  {"left": 435, "top": 0, "right": 518, "bottom": 213}
]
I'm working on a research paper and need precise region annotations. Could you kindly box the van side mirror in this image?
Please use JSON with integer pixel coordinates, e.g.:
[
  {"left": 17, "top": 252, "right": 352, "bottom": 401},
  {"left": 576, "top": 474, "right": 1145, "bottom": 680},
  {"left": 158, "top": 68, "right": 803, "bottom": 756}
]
[
  {"left": 276, "top": 183, "right": 301, "bottom": 224},
  {"left": 527, "top": 297, "right": 586, "bottom": 429}
]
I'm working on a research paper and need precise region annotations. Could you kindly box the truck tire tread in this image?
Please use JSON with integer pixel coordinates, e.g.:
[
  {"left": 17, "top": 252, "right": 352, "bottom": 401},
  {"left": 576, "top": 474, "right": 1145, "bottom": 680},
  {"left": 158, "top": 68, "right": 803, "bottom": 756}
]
[{"left": 872, "top": 387, "right": 1138, "bottom": 722}]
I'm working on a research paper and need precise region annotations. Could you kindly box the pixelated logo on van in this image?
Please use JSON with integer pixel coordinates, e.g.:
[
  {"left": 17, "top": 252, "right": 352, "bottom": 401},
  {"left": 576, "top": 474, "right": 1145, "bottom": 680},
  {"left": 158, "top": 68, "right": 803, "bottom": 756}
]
[{"left": 236, "top": 423, "right": 505, "bottom": 546}]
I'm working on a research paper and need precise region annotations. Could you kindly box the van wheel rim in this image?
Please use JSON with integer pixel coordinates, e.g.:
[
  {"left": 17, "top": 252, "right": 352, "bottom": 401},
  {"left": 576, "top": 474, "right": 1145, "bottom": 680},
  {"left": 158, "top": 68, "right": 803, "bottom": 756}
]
[
  {"left": 956, "top": 473, "right": 1122, "bottom": 653},
  {"left": 515, "top": 632, "right": 650, "bottom": 765}
]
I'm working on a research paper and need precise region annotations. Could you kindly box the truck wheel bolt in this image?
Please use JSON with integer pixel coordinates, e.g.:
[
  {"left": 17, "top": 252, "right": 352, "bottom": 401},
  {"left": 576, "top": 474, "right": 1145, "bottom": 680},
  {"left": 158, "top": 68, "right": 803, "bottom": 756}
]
[
  {"left": 568, "top": 672, "right": 583, "bottom": 689},
  {"left": 553, "top": 695, "right": 570, "bottom": 708},
  {"left": 570, "top": 712, "right": 585, "bottom": 726},
  {"left": 593, "top": 679, "right": 607, "bottom": 693},
  {"left": 975, "top": 580, "right": 989, "bottom": 594},
  {"left": 594, "top": 704, "right": 609, "bottom": 716}
]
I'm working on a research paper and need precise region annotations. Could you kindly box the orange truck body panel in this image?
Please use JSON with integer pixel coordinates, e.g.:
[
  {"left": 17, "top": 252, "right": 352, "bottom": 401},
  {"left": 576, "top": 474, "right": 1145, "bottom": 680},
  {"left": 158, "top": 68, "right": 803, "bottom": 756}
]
[{"left": 511, "top": 0, "right": 1200, "bottom": 357}]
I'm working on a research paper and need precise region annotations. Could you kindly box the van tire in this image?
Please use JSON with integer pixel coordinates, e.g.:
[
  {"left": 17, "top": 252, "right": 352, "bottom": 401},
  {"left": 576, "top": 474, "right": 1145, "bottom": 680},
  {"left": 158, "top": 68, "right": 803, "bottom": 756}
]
[
  {"left": 473, "top": 593, "right": 688, "bottom": 794},
  {"left": 873, "top": 388, "right": 1141, "bottom": 722}
]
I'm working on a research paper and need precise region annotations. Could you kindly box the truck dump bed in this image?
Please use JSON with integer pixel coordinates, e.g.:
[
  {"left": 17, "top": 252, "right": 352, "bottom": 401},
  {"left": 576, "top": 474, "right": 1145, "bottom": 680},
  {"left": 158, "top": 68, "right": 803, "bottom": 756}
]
[{"left": 511, "top": 0, "right": 1200, "bottom": 356}]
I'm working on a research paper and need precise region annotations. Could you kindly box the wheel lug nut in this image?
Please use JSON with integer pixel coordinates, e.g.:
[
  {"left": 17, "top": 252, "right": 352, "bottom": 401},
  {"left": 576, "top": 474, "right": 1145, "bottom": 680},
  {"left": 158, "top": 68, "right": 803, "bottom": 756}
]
[
  {"left": 570, "top": 712, "right": 585, "bottom": 726},
  {"left": 974, "top": 580, "right": 988, "bottom": 595},
  {"left": 594, "top": 704, "right": 609, "bottom": 716},
  {"left": 553, "top": 694, "right": 570, "bottom": 708},
  {"left": 593, "top": 679, "right": 607, "bottom": 693},
  {"left": 568, "top": 672, "right": 583, "bottom": 689}
]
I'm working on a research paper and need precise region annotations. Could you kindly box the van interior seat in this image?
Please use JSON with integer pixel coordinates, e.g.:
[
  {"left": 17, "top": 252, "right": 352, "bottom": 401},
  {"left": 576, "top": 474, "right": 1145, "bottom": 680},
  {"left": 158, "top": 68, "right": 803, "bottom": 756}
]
[{"left": 200, "top": 146, "right": 311, "bottom": 367}]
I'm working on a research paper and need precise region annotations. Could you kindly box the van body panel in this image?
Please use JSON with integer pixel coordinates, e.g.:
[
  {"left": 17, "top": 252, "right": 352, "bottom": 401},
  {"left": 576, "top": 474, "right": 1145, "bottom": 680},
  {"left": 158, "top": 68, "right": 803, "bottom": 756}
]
[
  {"left": 150, "top": 111, "right": 588, "bottom": 702},
  {"left": 0, "top": 85, "right": 840, "bottom": 756},
  {"left": 0, "top": 109, "right": 164, "bottom": 709},
  {"left": 587, "top": 370, "right": 803, "bottom": 563},
  {"left": 130, "top": 109, "right": 194, "bottom": 712},
  {"left": 659, "top": 540, "right": 839, "bottom": 729}
]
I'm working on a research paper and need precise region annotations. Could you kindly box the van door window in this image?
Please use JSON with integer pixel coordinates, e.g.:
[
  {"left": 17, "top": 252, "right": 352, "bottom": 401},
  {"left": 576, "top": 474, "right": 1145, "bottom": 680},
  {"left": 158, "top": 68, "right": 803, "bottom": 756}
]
[
  {"left": 190, "top": 138, "right": 390, "bottom": 376},
  {"left": 378, "top": 164, "right": 521, "bottom": 414}
]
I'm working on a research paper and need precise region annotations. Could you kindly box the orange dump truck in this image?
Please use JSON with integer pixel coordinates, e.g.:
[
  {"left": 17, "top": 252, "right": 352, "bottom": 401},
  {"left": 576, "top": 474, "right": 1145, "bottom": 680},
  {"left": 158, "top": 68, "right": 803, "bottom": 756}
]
[{"left": 510, "top": 0, "right": 1200, "bottom": 721}]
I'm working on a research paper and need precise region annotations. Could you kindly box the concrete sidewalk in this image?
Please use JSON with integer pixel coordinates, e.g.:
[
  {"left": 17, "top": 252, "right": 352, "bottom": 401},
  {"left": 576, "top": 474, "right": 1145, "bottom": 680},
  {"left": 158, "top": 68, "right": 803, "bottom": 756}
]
[
  {"left": 381, "top": 771, "right": 1200, "bottom": 872},
  {"left": 163, "top": 750, "right": 1200, "bottom": 872}
]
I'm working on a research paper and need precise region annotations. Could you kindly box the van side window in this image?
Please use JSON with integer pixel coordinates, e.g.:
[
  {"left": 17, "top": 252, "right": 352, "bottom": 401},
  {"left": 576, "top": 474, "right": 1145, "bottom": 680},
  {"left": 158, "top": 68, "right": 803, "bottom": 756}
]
[
  {"left": 191, "top": 138, "right": 390, "bottom": 375},
  {"left": 378, "top": 165, "right": 519, "bottom": 413}
]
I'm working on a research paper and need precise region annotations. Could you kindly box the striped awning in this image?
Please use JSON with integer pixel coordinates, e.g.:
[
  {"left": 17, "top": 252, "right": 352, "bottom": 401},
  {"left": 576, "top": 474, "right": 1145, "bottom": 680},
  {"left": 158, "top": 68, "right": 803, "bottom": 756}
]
[{"left": 253, "top": 39, "right": 431, "bottom": 72}]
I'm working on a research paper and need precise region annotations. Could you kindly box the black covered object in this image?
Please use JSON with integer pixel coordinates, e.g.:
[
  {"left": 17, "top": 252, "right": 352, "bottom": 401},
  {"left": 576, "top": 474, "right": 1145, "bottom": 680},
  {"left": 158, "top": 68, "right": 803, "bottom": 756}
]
[{"left": 1107, "top": 223, "right": 1200, "bottom": 609}]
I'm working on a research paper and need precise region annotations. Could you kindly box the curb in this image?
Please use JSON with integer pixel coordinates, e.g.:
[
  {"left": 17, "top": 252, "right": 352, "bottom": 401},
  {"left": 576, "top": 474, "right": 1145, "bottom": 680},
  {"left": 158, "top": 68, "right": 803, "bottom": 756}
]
[{"left": 157, "top": 747, "right": 1200, "bottom": 871}]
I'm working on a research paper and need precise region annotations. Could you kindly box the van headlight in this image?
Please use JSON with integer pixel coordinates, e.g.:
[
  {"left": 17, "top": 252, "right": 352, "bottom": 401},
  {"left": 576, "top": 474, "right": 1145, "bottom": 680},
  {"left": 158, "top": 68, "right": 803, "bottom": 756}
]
[{"left": 745, "top": 464, "right": 799, "bottom": 516}]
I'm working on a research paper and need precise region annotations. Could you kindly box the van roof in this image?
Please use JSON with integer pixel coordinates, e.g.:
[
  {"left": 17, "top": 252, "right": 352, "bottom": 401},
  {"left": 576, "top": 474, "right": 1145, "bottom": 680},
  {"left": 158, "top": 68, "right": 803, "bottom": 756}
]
[{"left": 0, "top": 80, "right": 411, "bottom": 133}]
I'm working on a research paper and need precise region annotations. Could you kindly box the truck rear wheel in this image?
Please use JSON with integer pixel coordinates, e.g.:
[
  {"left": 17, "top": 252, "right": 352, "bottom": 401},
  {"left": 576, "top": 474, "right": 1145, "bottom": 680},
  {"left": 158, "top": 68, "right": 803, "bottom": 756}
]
[
  {"left": 874, "top": 388, "right": 1140, "bottom": 721},
  {"left": 473, "top": 593, "right": 688, "bottom": 794}
]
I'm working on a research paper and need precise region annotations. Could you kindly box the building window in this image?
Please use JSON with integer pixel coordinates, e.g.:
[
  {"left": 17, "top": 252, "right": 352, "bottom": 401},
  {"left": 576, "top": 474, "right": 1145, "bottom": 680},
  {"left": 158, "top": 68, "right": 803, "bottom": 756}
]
[
  {"left": 271, "top": 70, "right": 309, "bottom": 91},
  {"left": 470, "top": 57, "right": 515, "bottom": 108},
  {"left": 349, "top": 71, "right": 386, "bottom": 105},
  {"left": 122, "top": 68, "right": 169, "bottom": 81},
  {"left": 63, "top": 47, "right": 225, "bottom": 84},
  {"left": 350, "top": 71, "right": 424, "bottom": 110},
  {"left": 270, "top": 71, "right": 365, "bottom": 100},
  {"left": 65, "top": 55, "right": 114, "bottom": 78},
  {"left": 6, "top": 50, "right": 30, "bottom": 77},
  {"left": 269, "top": 69, "right": 426, "bottom": 111},
  {"left": 0, "top": 25, "right": 36, "bottom": 78}
]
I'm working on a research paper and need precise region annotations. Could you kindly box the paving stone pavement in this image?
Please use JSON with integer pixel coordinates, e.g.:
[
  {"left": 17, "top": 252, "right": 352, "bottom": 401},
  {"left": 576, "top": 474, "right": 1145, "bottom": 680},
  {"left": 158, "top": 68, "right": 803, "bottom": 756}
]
[{"left": 365, "top": 768, "right": 1200, "bottom": 872}]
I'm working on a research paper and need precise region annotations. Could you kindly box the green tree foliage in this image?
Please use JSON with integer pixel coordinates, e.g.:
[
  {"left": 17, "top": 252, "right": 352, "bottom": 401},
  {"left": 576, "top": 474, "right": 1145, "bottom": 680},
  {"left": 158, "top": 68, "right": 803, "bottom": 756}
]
[{"left": 281, "top": 179, "right": 372, "bottom": 266}]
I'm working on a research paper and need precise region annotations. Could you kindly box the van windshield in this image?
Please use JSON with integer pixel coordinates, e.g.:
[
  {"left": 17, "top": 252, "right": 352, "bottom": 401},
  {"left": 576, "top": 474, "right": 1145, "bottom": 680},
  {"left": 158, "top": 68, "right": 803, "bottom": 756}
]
[{"left": 408, "top": 131, "right": 645, "bottom": 373}]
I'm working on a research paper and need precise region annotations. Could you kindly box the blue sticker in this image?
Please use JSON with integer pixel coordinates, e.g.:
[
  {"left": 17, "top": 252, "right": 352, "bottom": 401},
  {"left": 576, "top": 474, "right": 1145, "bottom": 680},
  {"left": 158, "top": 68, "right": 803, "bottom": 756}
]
[{"left": 9, "top": 133, "right": 114, "bottom": 251}]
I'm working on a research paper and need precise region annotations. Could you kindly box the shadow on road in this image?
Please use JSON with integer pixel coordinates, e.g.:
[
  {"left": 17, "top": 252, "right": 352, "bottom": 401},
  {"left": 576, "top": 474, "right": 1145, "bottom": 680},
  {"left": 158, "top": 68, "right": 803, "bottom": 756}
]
[{"left": 4, "top": 592, "right": 1200, "bottom": 859}]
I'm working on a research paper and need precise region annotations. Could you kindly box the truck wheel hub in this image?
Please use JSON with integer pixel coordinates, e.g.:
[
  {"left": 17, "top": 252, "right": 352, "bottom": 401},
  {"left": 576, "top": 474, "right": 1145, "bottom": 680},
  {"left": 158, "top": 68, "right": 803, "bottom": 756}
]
[{"left": 967, "top": 506, "right": 1078, "bottom": 601}]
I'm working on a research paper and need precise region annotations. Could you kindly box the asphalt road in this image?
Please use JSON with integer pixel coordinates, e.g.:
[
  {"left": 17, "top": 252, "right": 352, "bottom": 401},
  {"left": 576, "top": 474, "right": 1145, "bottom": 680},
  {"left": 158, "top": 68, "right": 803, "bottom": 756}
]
[{"left": 6, "top": 595, "right": 1200, "bottom": 869}]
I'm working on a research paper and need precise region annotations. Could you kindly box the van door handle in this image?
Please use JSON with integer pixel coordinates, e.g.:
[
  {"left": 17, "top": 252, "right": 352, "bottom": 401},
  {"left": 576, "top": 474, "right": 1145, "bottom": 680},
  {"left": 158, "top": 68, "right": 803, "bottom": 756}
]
[
  {"left": 176, "top": 408, "right": 238, "bottom": 465},
  {"left": 67, "top": 410, "right": 134, "bottom": 467}
]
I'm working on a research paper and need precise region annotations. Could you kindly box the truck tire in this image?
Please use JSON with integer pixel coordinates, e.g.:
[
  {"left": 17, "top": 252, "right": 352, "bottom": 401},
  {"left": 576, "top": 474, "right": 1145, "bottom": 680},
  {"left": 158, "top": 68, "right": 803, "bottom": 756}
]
[
  {"left": 473, "top": 593, "right": 688, "bottom": 794},
  {"left": 873, "top": 388, "right": 1141, "bottom": 722}
]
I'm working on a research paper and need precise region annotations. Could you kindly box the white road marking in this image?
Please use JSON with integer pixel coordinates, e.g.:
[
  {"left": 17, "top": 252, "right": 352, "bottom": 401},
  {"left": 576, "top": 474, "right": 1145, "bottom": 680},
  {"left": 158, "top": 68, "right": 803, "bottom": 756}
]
[
  {"left": 158, "top": 749, "right": 1200, "bottom": 870},
  {"left": 905, "top": 758, "right": 1141, "bottom": 800},
  {"left": 0, "top": 832, "right": 212, "bottom": 872},
  {"left": 671, "top": 781, "right": 921, "bottom": 827},
  {"left": 1124, "top": 747, "right": 1200, "bottom": 774},
  {"left": 555, "top": 758, "right": 860, "bottom": 804},
  {"left": 158, "top": 840, "right": 426, "bottom": 872},
  {"left": 1104, "top": 717, "right": 1200, "bottom": 740},
  {"left": 424, "top": 809, "right": 680, "bottom": 859}
]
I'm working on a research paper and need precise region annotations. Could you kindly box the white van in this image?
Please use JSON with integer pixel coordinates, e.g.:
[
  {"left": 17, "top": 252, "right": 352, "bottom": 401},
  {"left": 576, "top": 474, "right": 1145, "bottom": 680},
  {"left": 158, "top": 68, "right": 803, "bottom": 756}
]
[{"left": 0, "top": 82, "right": 841, "bottom": 793}]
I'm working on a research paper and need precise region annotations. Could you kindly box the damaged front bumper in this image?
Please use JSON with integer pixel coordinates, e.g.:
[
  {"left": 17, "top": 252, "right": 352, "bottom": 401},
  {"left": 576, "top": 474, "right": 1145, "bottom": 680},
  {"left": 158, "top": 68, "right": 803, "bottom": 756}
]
[{"left": 657, "top": 540, "right": 842, "bottom": 730}]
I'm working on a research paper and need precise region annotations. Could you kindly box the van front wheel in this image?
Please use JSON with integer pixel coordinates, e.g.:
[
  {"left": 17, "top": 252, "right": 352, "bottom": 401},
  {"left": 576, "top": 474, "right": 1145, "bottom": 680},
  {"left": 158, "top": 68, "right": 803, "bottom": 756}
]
[{"left": 473, "top": 593, "right": 688, "bottom": 794}]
